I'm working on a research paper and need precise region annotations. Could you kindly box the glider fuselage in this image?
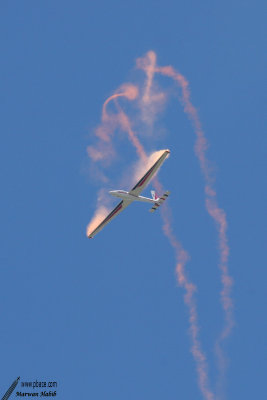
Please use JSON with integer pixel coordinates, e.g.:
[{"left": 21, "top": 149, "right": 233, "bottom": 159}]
[{"left": 109, "top": 190, "right": 155, "bottom": 204}]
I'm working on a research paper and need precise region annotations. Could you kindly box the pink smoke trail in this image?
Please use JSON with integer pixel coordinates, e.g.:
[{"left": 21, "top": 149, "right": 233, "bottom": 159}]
[
  {"left": 101, "top": 89, "right": 215, "bottom": 399},
  {"left": 87, "top": 83, "right": 139, "bottom": 162},
  {"left": 138, "top": 51, "right": 234, "bottom": 391},
  {"left": 154, "top": 178, "right": 215, "bottom": 400},
  {"left": 87, "top": 52, "right": 233, "bottom": 398},
  {"left": 86, "top": 83, "right": 143, "bottom": 233}
]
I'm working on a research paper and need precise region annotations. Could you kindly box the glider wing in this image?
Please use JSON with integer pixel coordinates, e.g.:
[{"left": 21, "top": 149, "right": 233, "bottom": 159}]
[
  {"left": 129, "top": 149, "right": 170, "bottom": 197},
  {"left": 88, "top": 200, "right": 132, "bottom": 238}
]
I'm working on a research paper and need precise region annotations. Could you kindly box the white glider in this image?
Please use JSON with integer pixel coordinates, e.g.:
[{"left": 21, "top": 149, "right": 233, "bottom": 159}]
[{"left": 88, "top": 149, "right": 170, "bottom": 238}]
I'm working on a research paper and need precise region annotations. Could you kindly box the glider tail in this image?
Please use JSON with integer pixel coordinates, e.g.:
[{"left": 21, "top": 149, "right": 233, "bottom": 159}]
[
  {"left": 149, "top": 190, "right": 170, "bottom": 212},
  {"left": 151, "top": 190, "right": 158, "bottom": 201}
]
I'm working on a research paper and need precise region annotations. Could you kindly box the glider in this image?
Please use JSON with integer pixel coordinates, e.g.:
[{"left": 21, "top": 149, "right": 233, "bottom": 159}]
[{"left": 88, "top": 149, "right": 170, "bottom": 238}]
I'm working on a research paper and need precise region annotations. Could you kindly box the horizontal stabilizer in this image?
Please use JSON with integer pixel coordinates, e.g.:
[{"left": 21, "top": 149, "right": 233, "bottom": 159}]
[{"left": 149, "top": 191, "right": 170, "bottom": 212}]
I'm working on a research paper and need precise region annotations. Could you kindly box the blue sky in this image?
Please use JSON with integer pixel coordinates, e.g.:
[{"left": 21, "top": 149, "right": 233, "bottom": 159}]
[{"left": 0, "top": 1, "right": 266, "bottom": 399}]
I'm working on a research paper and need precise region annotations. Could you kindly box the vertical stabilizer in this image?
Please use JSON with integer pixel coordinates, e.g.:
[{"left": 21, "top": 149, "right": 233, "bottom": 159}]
[{"left": 151, "top": 190, "right": 158, "bottom": 201}]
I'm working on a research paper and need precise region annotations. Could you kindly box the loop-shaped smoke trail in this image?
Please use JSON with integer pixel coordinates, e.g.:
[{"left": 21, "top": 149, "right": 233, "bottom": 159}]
[{"left": 87, "top": 51, "right": 234, "bottom": 400}]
